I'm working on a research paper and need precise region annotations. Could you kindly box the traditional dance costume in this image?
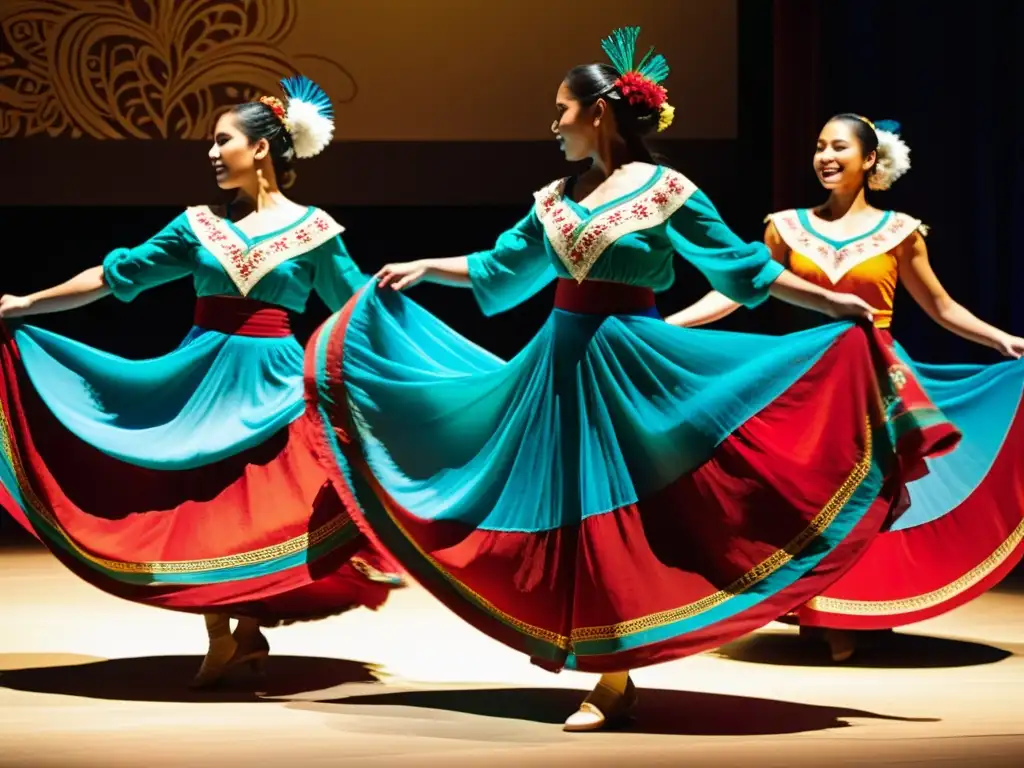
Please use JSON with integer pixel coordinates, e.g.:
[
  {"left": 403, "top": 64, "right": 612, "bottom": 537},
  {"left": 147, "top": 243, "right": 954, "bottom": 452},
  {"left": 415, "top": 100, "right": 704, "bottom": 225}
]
[
  {"left": 304, "top": 166, "right": 960, "bottom": 672},
  {"left": 766, "top": 209, "right": 1024, "bottom": 629},
  {"left": 0, "top": 204, "right": 401, "bottom": 624}
]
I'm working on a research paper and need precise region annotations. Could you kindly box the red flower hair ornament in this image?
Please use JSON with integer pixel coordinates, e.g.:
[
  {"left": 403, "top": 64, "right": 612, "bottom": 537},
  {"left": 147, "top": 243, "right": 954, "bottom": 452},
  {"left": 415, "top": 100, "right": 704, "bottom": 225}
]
[{"left": 601, "top": 27, "right": 675, "bottom": 132}]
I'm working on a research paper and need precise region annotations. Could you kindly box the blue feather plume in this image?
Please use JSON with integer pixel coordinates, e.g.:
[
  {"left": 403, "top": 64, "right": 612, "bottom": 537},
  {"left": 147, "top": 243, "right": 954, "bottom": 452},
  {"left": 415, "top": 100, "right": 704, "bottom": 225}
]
[
  {"left": 280, "top": 75, "right": 334, "bottom": 120},
  {"left": 600, "top": 26, "right": 670, "bottom": 83}
]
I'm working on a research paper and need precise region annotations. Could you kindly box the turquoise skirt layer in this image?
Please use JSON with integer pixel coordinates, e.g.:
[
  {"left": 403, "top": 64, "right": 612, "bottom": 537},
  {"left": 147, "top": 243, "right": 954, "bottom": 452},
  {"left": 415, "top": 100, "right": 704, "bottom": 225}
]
[{"left": 11, "top": 324, "right": 304, "bottom": 470}]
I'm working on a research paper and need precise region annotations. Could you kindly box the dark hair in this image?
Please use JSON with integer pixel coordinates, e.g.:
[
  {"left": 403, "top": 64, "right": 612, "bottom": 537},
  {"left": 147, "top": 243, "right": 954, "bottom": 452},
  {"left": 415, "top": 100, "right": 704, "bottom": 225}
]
[
  {"left": 827, "top": 113, "right": 879, "bottom": 181},
  {"left": 229, "top": 101, "right": 297, "bottom": 187},
  {"left": 564, "top": 63, "right": 665, "bottom": 165}
]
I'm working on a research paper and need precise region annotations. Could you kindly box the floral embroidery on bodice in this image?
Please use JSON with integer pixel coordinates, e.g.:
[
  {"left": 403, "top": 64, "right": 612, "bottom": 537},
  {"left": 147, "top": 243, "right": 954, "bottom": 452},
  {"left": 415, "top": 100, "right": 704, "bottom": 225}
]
[
  {"left": 769, "top": 209, "right": 926, "bottom": 285},
  {"left": 533, "top": 167, "right": 696, "bottom": 282},
  {"left": 185, "top": 206, "right": 344, "bottom": 296}
]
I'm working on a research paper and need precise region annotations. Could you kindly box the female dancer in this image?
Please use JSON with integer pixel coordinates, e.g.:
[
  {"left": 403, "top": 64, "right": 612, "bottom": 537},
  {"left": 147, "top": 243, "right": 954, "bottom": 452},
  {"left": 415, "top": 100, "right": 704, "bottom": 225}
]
[
  {"left": 668, "top": 114, "right": 1024, "bottom": 661},
  {"left": 302, "top": 29, "right": 959, "bottom": 731},
  {"left": 0, "top": 76, "right": 401, "bottom": 688}
]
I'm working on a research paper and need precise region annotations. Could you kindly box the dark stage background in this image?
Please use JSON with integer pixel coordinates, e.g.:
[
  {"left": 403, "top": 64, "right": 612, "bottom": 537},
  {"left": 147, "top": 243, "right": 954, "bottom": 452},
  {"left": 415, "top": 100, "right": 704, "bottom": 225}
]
[
  {"left": 2, "top": 1, "right": 1019, "bottom": 359},
  {"left": 0, "top": 1, "right": 1021, "bottom": 543},
  {"left": 771, "top": 0, "right": 1024, "bottom": 364}
]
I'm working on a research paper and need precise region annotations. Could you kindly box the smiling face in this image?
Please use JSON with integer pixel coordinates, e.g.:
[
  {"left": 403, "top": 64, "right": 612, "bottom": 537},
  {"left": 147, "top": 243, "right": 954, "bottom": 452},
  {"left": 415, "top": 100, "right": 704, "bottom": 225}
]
[
  {"left": 207, "top": 111, "right": 268, "bottom": 190},
  {"left": 814, "top": 118, "right": 877, "bottom": 192},
  {"left": 552, "top": 80, "right": 602, "bottom": 162}
]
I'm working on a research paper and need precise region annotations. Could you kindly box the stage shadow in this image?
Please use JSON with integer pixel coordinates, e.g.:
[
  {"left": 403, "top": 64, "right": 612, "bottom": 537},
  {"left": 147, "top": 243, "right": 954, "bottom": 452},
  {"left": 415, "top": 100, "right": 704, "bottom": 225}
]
[
  {"left": 992, "top": 567, "right": 1024, "bottom": 596},
  {"left": 714, "top": 629, "right": 1016, "bottom": 668},
  {"left": 0, "top": 653, "right": 380, "bottom": 703},
  {"left": 296, "top": 685, "right": 938, "bottom": 737}
]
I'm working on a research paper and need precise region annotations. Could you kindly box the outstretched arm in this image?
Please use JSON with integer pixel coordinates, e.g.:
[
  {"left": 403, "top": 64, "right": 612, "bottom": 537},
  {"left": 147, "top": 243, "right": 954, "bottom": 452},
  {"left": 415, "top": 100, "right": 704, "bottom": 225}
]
[
  {"left": 668, "top": 197, "right": 875, "bottom": 324},
  {"left": 768, "top": 269, "right": 876, "bottom": 317},
  {"left": 666, "top": 221, "right": 790, "bottom": 327},
  {"left": 375, "top": 256, "right": 471, "bottom": 291},
  {"left": 664, "top": 290, "right": 740, "bottom": 327},
  {"left": 1, "top": 213, "right": 193, "bottom": 320},
  {"left": 373, "top": 209, "right": 554, "bottom": 317},
  {"left": 0, "top": 266, "right": 110, "bottom": 319},
  {"left": 898, "top": 232, "right": 1024, "bottom": 358}
]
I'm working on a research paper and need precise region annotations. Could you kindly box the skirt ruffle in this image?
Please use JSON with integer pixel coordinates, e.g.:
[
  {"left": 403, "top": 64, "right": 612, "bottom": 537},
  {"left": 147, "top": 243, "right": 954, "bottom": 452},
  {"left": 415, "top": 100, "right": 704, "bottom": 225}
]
[
  {"left": 304, "top": 287, "right": 958, "bottom": 672},
  {"left": 1, "top": 317, "right": 402, "bottom": 624},
  {"left": 796, "top": 338, "right": 1024, "bottom": 629}
]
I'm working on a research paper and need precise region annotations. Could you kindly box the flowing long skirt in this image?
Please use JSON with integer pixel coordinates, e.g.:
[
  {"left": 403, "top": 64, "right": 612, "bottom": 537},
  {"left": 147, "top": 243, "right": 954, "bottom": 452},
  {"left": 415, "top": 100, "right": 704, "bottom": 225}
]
[
  {"left": 794, "top": 334, "right": 1024, "bottom": 629},
  {"left": 0, "top": 297, "right": 401, "bottom": 625},
  {"left": 303, "top": 280, "right": 958, "bottom": 671}
]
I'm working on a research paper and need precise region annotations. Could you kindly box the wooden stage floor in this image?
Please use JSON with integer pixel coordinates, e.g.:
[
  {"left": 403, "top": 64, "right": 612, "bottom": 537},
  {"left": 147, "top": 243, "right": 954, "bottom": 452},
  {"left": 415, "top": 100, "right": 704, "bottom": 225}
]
[{"left": 1, "top": 545, "right": 1022, "bottom": 767}]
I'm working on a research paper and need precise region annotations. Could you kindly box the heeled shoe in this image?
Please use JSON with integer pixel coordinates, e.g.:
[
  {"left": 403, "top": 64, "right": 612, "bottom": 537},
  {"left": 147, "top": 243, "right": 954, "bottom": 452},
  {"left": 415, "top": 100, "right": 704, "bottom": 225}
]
[
  {"left": 190, "top": 620, "right": 271, "bottom": 689},
  {"left": 563, "top": 676, "right": 638, "bottom": 732},
  {"left": 824, "top": 629, "right": 858, "bottom": 662},
  {"left": 189, "top": 633, "right": 241, "bottom": 689},
  {"left": 232, "top": 626, "right": 271, "bottom": 676}
]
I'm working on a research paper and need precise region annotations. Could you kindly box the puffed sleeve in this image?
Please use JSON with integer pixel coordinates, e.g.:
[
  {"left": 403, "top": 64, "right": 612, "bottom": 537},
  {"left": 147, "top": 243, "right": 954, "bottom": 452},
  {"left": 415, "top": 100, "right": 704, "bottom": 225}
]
[
  {"left": 466, "top": 209, "right": 556, "bottom": 316},
  {"left": 666, "top": 190, "right": 784, "bottom": 308},
  {"left": 102, "top": 213, "right": 195, "bottom": 302},
  {"left": 312, "top": 235, "right": 371, "bottom": 312}
]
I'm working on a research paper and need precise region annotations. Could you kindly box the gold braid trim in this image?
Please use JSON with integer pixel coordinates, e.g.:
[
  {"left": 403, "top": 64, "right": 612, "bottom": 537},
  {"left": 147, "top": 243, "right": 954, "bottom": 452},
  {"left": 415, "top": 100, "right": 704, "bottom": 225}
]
[
  {"left": 0, "top": 403, "right": 353, "bottom": 578},
  {"left": 570, "top": 417, "right": 873, "bottom": 642},
  {"left": 365, "top": 414, "right": 874, "bottom": 648},
  {"left": 807, "top": 516, "right": 1024, "bottom": 615}
]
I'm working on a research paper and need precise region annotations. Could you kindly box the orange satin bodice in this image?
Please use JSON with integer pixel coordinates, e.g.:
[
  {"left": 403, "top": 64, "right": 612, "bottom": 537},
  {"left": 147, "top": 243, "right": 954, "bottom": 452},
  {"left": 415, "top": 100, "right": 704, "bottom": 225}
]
[
  {"left": 789, "top": 251, "right": 898, "bottom": 328},
  {"left": 768, "top": 209, "right": 925, "bottom": 330}
]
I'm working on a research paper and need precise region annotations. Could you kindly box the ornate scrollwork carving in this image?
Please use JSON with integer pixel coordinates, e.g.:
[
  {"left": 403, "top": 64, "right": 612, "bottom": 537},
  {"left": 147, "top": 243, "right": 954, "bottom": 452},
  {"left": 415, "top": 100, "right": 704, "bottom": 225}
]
[{"left": 0, "top": 0, "right": 356, "bottom": 139}]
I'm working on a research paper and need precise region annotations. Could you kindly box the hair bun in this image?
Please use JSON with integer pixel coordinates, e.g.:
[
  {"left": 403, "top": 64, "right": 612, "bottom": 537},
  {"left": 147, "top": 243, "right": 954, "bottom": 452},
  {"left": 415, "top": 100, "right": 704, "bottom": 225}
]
[{"left": 630, "top": 105, "right": 660, "bottom": 137}]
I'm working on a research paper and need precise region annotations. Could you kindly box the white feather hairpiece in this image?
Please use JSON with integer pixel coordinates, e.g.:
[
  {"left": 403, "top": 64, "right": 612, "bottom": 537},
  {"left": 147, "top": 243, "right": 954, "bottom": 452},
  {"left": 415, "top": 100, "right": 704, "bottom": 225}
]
[
  {"left": 869, "top": 119, "right": 911, "bottom": 191},
  {"left": 280, "top": 75, "right": 335, "bottom": 159}
]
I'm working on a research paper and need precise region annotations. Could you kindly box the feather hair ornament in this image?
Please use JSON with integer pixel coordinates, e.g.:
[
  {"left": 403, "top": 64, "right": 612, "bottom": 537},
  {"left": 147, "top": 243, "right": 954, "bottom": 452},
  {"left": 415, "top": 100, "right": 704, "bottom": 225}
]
[
  {"left": 868, "top": 118, "right": 911, "bottom": 191},
  {"left": 267, "top": 75, "right": 335, "bottom": 159},
  {"left": 599, "top": 27, "right": 675, "bottom": 132}
]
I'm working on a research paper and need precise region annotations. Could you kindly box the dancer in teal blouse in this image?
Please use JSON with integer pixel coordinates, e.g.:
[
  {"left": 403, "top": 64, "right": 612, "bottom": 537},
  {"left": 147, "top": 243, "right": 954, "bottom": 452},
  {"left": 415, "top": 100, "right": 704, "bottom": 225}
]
[
  {"left": 0, "top": 77, "right": 401, "bottom": 688},
  {"left": 304, "top": 29, "right": 959, "bottom": 731}
]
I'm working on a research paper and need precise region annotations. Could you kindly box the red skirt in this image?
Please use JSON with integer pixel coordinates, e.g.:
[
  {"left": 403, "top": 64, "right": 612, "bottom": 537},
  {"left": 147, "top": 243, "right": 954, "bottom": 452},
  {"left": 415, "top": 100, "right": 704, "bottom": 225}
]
[
  {"left": 0, "top": 297, "right": 402, "bottom": 625},
  {"left": 793, "top": 330, "right": 1024, "bottom": 629},
  {"left": 302, "top": 282, "right": 961, "bottom": 672}
]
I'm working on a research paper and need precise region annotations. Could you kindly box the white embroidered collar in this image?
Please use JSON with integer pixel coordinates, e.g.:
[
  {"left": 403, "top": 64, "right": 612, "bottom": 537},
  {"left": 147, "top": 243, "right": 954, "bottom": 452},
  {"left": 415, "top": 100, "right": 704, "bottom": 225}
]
[
  {"left": 769, "top": 209, "right": 925, "bottom": 284},
  {"left": 533, "top": 167, "right": 696, "bottom": 282},
  {"left": 185, "top": 206, "right": 344, "bottom": 296}
]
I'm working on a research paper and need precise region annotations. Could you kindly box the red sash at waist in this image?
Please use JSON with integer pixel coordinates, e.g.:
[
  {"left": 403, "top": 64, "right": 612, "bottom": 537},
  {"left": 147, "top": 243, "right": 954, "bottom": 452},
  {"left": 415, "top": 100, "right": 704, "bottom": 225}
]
[
  {"left": 553, "top": 278, "right": 657, "bottom": 316},
  {"left": 193, "top": 296, "right": 292, "bottom": 338}
]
